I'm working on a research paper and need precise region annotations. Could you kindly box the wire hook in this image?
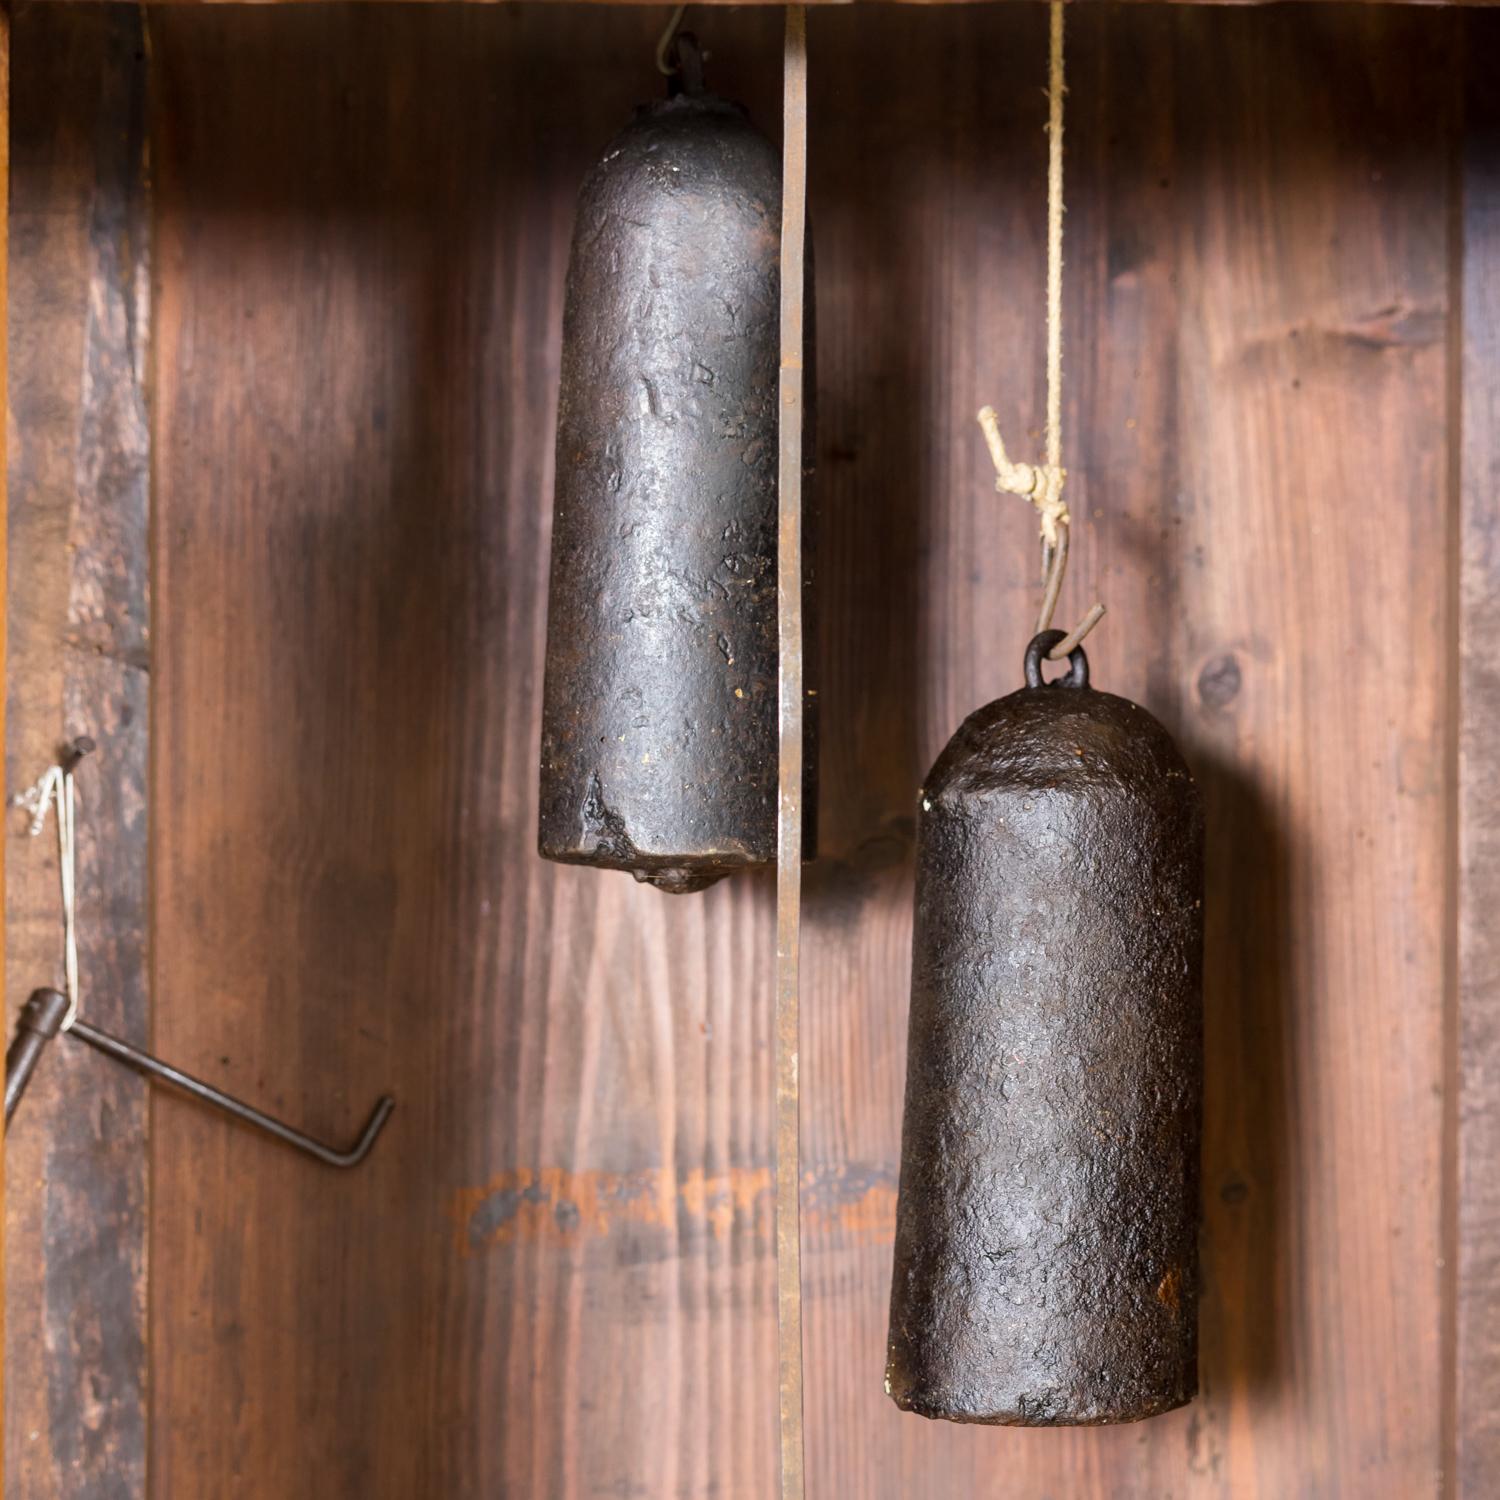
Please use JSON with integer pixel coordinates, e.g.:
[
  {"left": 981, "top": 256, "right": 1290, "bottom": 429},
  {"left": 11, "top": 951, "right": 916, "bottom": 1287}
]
[
  {"left": 6, "top": 740, "right": 394, "bottom": 1169},
  {"left": 655, "top": 4, "right": 687, "bottom": 75}
]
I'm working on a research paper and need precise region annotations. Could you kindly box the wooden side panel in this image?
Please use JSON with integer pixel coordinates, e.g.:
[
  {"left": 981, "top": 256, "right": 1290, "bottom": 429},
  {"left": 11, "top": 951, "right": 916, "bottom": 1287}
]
[
  {"left": 5, "top": 11, "right": 150, "bottom": 1499},
  {"left": 1457, "top": 11, "right": 1500, "bottom": 1494},
  {"left": 147, "top": 10, "right": 785, "bottom": 1498},
  {"left": 801, "top": 6, "right": 1451, "bottom": 1498}
]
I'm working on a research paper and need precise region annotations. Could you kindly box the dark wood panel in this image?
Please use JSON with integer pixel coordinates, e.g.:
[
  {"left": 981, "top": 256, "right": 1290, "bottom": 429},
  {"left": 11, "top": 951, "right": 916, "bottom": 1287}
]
[
  {"left": 141, "top": 5, "right": 1458, "bottom": 1498},
  {"left": 1457, "top": 11, "right": 1500, "bottom": 1494},
  {"left": 147, "top": 9, "right": 786, "bottom": 1497},
  {"left": 5, "top": 10, "right": 150, "bottom": 1498}
]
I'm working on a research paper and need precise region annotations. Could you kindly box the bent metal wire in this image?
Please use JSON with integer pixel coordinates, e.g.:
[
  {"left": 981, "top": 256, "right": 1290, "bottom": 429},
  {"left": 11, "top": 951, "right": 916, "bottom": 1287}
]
[
  {"left": 5, "top": 740, "right": 393, "bottom": 1169},
  {"left": 5, "top": 987, "right": 392, "bottom": 1168}
]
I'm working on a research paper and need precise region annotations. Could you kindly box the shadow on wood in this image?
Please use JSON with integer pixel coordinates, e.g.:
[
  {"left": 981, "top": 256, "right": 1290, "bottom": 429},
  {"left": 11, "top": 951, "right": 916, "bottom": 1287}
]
[{"left": 1192, "top": 742, "right": 1297, "bottom": 1403}]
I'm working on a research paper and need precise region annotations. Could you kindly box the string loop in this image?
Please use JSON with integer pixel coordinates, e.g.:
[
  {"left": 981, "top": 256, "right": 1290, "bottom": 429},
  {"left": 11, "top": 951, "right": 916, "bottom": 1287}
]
[{"left": 10, "top": 740, "right": 92, "bottom": 1031}]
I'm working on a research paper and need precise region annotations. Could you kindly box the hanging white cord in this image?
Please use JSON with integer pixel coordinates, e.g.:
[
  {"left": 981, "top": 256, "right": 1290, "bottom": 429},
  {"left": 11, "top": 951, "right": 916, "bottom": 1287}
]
[
  {"left": 979, "top": 1, "right": 1105, "bottom": 656},
  {"left": 12, "top": 755, "right": 83, "bottom": 1031}
]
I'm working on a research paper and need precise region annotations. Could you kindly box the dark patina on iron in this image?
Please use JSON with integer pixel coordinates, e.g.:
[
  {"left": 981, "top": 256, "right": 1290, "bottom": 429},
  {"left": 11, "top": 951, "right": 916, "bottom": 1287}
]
[
  {"left": 887, "top": 631, "right": 1204, "bottom": 1425},
  {"left": 540, "top": 44, "right": 810, "bottom": 893}
]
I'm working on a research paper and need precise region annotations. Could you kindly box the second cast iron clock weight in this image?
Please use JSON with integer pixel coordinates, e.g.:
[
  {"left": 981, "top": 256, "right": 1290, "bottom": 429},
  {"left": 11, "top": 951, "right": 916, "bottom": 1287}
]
[{"left": 886, "top": 3, "right": 1205, "bottom": 1427}]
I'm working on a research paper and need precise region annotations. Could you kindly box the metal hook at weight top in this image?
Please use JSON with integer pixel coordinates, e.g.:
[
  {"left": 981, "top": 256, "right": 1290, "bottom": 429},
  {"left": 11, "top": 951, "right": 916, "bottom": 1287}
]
[
  {"left": 655, "top": 2, "right": 687, "bottom": 75},
  {"left": 5, "top": 988, "right": 394, "bottom": 1169}
]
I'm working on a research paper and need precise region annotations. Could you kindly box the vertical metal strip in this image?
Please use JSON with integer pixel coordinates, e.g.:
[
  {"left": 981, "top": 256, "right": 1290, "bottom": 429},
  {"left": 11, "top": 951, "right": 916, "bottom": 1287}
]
[
  {"left": 0, "top": 3, "right": 11, "bottom": 1463},
  {"left": 775, "top": 8, "right": 808, "bottom": 1500}
]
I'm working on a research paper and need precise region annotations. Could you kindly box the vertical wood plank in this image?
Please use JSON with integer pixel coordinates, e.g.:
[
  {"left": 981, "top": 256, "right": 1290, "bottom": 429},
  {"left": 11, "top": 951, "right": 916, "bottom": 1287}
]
[
  {"left": 137, "top": 6, "right": 1462, "bottom": 1497},
  {"left": 4, "top": 11, "right": 150, "bottom": 1499},
  {"left": 1457, "top": 11, "right": 1500, "bottom": 1494},
  {"left": 1174, "top": 16, "right": 1449, "bottom": 1494}
]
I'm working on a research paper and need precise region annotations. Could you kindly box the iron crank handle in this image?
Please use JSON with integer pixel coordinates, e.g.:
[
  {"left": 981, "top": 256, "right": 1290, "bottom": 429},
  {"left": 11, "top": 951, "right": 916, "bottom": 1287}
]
[
  {"left": 5, "top": 988, "right": 394, "bottom": 1168},
  {"left": 5, "top": 987, "right": 69, "bottom": 1124}
]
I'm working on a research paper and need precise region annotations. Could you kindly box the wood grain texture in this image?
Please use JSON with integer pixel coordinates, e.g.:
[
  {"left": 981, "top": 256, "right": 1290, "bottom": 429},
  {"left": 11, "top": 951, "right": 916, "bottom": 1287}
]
[
  {"left": 127, "top": 4, "right": 1459, "bottom": 1497},
  {"left": 800, "top": 5, "right": 1451, "bottom": 1496},
  {"left": 4, "top": 10, "right": 150, "bottom": 1499},
  {"left": 1457, "top": 11, "right": 1500, "bottom": 1494},
  {"left": 148, "top": 9, "right": 785, "bottom": 1497}
]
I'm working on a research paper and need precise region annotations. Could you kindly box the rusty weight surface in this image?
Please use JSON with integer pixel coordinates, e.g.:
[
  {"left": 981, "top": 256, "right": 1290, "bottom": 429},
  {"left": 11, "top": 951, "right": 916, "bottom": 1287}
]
[
  {"left": 887, "top": 632, "right": 1204, "bottom": 1425},
  {"left": 540, "top": 69, "right": 787, "bottom": 894}
]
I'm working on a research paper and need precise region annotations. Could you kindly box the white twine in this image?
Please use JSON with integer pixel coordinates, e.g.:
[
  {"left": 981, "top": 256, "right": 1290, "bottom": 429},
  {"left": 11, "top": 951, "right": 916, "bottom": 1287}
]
[
  {"left": 978, "top": 1, "right": 1106, "bottom": 657},
  {"left": 12, "top": 758, "right": 82, "bottom": 1030}
]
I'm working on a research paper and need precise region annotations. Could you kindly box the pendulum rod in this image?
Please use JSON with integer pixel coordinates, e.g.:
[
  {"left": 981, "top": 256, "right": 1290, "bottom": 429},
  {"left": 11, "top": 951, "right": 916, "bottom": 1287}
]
[{"left": 775, "top": 8, "right": 809, "bottom": 1499}]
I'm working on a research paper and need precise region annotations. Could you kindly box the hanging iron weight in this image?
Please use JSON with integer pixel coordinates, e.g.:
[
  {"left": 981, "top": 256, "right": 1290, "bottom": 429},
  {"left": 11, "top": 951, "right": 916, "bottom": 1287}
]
[
  {"left": 539, "top": 38, "right": 815, "bottom": 894},
  {"left": 887, "top": 631, "right": 1204, "bottom": 1425}
]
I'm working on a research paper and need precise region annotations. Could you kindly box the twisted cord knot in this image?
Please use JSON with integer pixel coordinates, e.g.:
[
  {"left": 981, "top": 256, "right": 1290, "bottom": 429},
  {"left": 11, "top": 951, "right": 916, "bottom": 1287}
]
[{"left": 977, "top": 406, "right": 1069, "bottom": 549}]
